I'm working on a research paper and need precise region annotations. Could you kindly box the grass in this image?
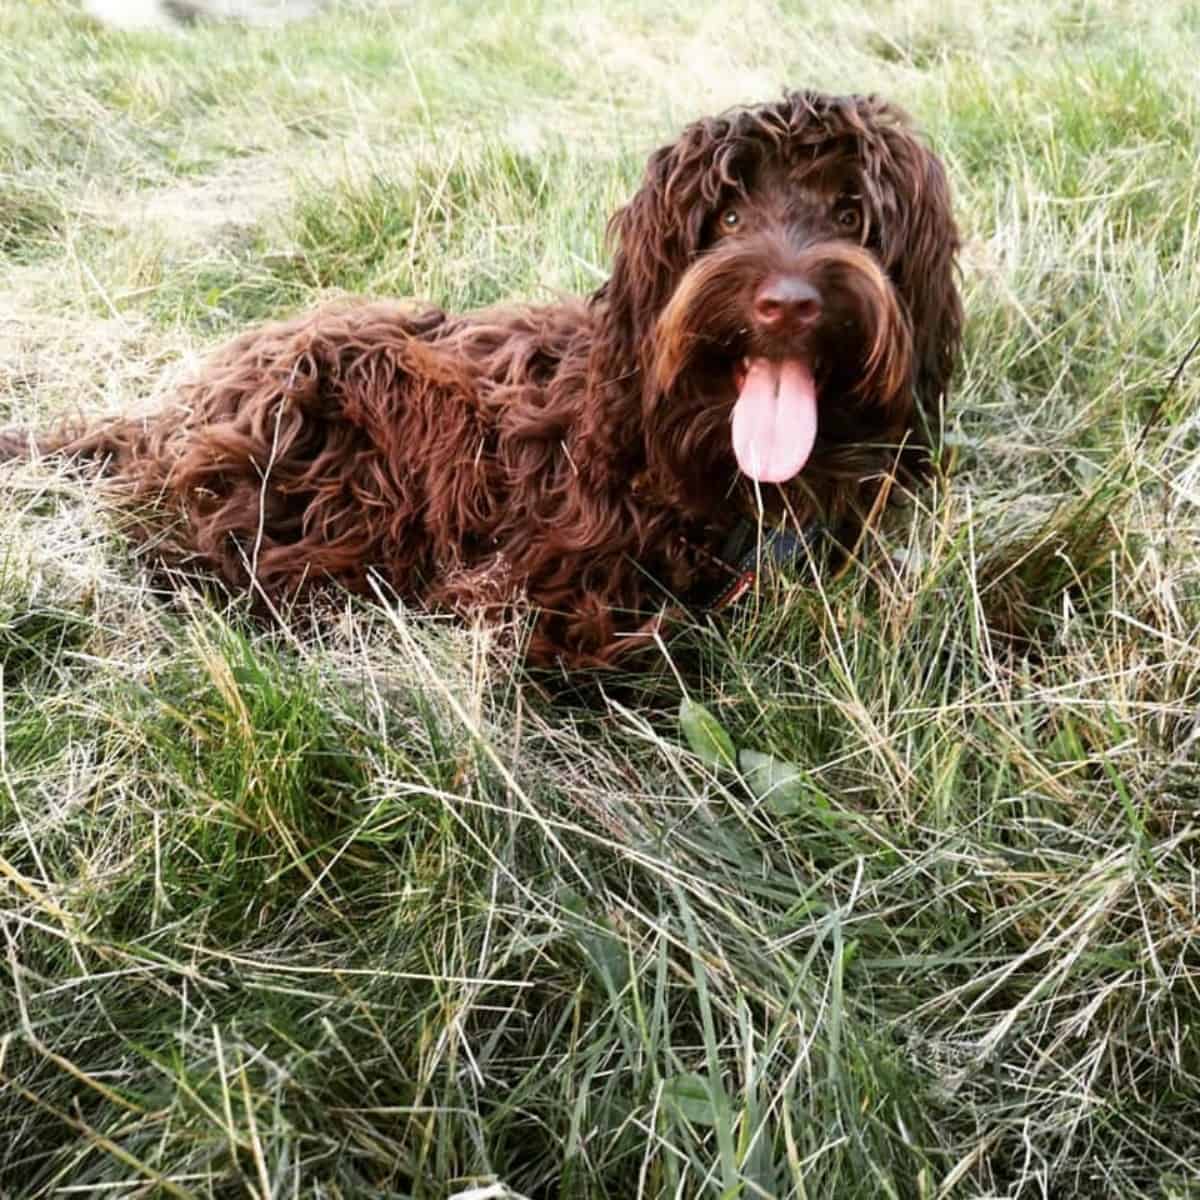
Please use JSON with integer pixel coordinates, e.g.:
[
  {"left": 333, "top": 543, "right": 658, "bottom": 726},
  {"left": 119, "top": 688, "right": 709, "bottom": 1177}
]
[{"left": 2, "top": 0, "right": 1200, "bottom": 1195}]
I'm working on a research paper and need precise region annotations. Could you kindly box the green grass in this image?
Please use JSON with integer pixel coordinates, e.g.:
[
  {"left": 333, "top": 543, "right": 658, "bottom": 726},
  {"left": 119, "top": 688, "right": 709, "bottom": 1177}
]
[{"left": 3, "top": 0, "right": 1200, "bottom": 1195}]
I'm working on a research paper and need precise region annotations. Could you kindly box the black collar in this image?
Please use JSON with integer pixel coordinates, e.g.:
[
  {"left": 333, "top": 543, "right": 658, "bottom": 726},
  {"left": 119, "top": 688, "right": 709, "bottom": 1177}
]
[{"left": 692, "top": 519, "right": 823, "bottom": 611}]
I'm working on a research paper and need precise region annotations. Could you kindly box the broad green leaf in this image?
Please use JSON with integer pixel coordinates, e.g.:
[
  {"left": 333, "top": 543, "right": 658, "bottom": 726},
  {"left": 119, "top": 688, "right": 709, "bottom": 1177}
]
[
  {"left": 679, "top": 697, "right": 736, "bottom": 769},
  {"left": 663, "top": 1071, "right": 728, "bottom": 1126},
  {"left": 559, "top": 888, "right": 630, "bottom": 993},
  {"left": 738, "top": 748, "right": 806, "bottom": 815}
]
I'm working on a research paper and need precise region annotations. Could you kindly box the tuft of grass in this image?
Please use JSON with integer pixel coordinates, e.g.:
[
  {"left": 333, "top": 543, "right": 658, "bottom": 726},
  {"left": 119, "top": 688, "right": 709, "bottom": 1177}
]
[
  {"left": 0, "top": 183, "right": 64, "bottom": 264},
  {"left": 146, "top": 140, "right": 628, "bottom": 331}
]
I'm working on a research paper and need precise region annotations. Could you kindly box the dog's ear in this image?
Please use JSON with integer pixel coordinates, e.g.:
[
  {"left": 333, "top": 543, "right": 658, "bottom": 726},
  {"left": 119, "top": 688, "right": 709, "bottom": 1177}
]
[
  {"left": 580, "top": 123, "right": 727, "bottom": 479},
  {"left": 872, "top": 119, "right": 963, "bottom": 451},
  {"left": 601, "top": 122, "right": 727, "bottom": 346}
]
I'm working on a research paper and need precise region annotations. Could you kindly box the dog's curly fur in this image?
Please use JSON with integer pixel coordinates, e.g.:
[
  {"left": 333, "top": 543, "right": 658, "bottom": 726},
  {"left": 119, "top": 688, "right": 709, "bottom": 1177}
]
[{"left": 3, "top": 91, "right": 962, "bottom": 668}]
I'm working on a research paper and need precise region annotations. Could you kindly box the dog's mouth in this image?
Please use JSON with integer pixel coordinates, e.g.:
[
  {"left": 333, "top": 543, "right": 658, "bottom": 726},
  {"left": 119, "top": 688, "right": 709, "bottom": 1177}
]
[{"left": 730, "top": 355, "right": 818, "bottom": 484}]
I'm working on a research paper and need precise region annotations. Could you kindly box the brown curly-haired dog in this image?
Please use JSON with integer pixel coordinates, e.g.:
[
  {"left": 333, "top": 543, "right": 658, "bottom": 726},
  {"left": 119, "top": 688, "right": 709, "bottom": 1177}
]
[{"left": 4, "top": 91, "right": 961, "bottom": 668}]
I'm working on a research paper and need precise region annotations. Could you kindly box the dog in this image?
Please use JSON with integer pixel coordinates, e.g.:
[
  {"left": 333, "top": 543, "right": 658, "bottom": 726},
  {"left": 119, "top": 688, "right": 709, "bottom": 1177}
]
[{"left": 2, "top": 91, "right": 962, "bottom": 669}]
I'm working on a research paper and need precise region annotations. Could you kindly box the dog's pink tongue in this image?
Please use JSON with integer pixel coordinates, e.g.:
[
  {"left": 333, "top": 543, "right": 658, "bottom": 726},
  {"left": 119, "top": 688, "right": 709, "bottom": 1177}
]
[{"left": 732, "top": 358, "right": 818, "bottom": 483}]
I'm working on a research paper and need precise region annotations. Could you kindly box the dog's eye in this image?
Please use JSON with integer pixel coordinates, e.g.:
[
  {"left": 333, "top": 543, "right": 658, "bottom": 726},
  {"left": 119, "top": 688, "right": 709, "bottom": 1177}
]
[
  {"left": 834, "top": 203, "right": 862, "bottom": 234},
  {"left": 719, "top": 208, "right": 741, "bottom": 231}
]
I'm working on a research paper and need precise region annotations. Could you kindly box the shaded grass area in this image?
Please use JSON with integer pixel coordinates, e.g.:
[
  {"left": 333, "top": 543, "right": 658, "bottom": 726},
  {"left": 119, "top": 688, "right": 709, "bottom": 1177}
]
[
  {"left": 2, "top": 0, "right": 1200, "bottom": 1196},
  {"left": 2, "top": 600, "right": 946, "bottom": 1194},
  {"left": 147, "top": 142, "right": 617, "bottom": 332},
  {"left": 0, "top": 184, "right": 63, "bottom": 265}
]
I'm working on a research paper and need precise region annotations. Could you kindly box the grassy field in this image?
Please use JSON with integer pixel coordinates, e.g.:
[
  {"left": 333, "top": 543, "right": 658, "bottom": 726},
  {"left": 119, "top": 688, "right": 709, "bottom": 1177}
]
[{"left": 2, "top": 0, "right": 1200, "bottom": 1195}]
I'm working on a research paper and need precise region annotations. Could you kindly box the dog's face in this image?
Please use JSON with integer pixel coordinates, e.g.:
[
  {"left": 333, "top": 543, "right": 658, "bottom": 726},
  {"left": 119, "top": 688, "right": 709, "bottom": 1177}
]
[{"left": 603, "top": 91, "right": 962, "bottom": 511}]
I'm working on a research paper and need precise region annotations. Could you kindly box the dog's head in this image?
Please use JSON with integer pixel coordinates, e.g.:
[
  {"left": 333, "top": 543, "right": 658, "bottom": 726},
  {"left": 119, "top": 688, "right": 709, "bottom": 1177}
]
[{"left": 599, "top": 91, "right": 961, "bottom": 515}]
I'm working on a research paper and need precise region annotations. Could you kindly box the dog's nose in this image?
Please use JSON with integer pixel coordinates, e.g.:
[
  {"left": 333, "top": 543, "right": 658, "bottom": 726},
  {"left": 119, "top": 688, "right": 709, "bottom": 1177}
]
[{"left": 753, "top": 276, "right": 822, "bottom": 334}]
